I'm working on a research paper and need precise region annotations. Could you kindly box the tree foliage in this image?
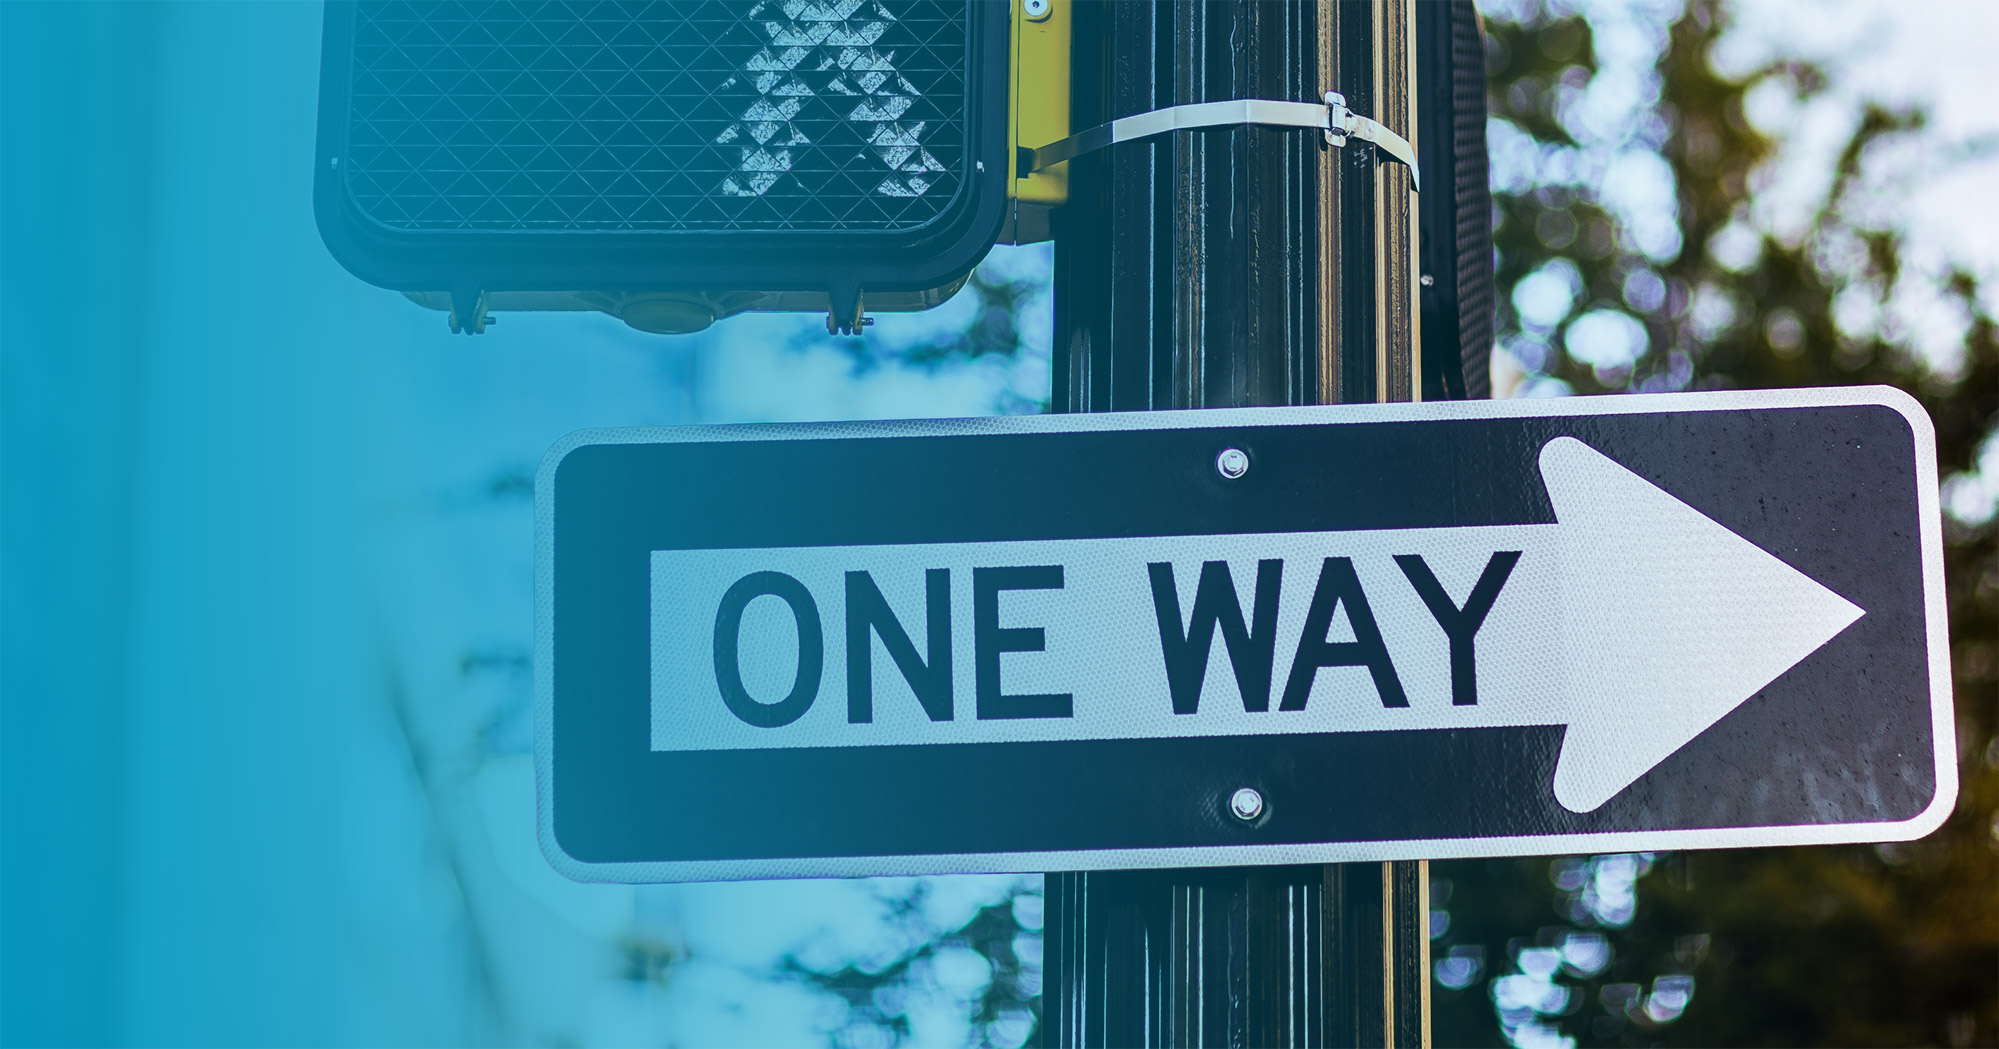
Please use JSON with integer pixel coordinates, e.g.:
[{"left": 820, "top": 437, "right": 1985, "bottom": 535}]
[
  {"left": 778, "top": 879, "right": 1044, "bottom": 1049},
  {"left": 1432, "top": 2, "right": 1998, "bottom": 1046}
]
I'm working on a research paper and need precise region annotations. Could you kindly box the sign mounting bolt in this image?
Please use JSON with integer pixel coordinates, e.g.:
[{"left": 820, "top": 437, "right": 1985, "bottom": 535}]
[
  {"left": 1229, "top": 787, "right": 1265, "bottom": 822},
  {"left": 1216, "top": 448, "right": 1250, "bottom": 480}
]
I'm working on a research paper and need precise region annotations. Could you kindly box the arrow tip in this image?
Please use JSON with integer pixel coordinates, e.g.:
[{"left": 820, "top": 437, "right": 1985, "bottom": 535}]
[{"left": 1539, "top": 437, "right": 1864, "bottom": 813}]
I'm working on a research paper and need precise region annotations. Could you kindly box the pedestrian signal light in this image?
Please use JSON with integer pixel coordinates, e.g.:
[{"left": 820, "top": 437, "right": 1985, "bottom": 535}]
[{"left": 315, "top": 0, "right": 1018, "bottom": 334}]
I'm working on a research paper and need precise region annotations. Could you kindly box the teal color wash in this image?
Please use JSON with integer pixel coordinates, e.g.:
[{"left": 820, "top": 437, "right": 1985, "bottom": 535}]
[
  {"left": 3, "top": 4, "right": 160, "bottom": 1046},
  {"left": 4, "top": 4, "right": 490, "bottom": 1044},
  {"left": 1, "top": 4, "right": 1048, "bottom": 1045}
]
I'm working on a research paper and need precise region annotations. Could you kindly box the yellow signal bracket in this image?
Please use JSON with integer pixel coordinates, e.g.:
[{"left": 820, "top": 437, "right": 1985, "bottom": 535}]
[{"left": 1001, "top": 0, "right": 1069, "bottom": 245}]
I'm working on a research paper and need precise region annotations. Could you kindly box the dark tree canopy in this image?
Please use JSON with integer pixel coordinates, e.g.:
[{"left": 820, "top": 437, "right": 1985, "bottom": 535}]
[{"left": 1431, "top": 2, "right": 1997, "bottom": 1046}]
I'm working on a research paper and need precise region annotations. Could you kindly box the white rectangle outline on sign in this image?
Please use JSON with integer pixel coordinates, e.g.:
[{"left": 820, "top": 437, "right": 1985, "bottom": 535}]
[{"left": 534, "top": 385, "right": 1955, "bottom": 884}]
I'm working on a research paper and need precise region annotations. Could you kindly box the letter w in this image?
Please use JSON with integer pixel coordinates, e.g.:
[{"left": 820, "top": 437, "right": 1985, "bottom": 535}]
[
  {"left": 846, "top": 569, "right": 952, "bottom": 723},
  {"left": 1147, "top": 560, "right": 1283, "bottom": 714}
]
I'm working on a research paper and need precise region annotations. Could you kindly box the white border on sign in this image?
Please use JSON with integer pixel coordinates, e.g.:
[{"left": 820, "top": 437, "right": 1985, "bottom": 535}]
[{"left": 533, "top": 385, "right": 1957, "bottom": 884}]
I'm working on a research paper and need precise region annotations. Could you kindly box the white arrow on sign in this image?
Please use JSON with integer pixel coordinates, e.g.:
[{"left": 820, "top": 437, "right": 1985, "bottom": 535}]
[
  {"left": 649, "top": 436, "right": 1864, "bottom": 813},
  {"left": 1536, "top": 437, "right": 1864, "bottom": 809}
]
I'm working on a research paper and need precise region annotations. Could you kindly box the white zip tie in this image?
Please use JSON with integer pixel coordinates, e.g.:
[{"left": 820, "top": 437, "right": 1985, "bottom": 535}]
[{"left": 1025, "top": 92, "right": 1420, "bottom": 193}]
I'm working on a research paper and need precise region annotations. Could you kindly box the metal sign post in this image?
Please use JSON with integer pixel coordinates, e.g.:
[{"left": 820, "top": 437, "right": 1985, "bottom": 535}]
[{"left": 1047, "top": 1, "right": 1428, "bottom": 1044}]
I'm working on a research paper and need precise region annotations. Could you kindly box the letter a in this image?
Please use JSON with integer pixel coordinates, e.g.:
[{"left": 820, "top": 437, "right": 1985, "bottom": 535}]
[{"left": 1279, "top": 557, "right": 1408, "bottom": 709}]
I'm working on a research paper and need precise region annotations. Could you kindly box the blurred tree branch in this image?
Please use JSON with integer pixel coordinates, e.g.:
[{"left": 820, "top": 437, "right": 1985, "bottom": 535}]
[{"left": 1436, "top": 1, "right": 1996, "bottom": 1046}]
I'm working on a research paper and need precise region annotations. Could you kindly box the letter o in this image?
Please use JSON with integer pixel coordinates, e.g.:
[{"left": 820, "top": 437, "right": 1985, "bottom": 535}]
[{"left": 712, "top": 571, "right": 823, "bottom": 728}]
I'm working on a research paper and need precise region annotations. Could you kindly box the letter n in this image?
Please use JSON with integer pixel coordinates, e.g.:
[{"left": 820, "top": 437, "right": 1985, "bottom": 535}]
[{"left": 845, "top": 569, "right": 952, "bottom": 723}]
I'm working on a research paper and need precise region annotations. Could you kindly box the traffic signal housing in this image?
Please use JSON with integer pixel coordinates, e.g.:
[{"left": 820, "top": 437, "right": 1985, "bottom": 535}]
[{"left": 315, "top": 0, "right": 1012, "bottom": 334}]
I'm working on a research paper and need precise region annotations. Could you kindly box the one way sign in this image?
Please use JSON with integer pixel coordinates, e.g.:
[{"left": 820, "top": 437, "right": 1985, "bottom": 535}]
[{"left": 536, "top": 387, "right": 1954, "bottom": 883}]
